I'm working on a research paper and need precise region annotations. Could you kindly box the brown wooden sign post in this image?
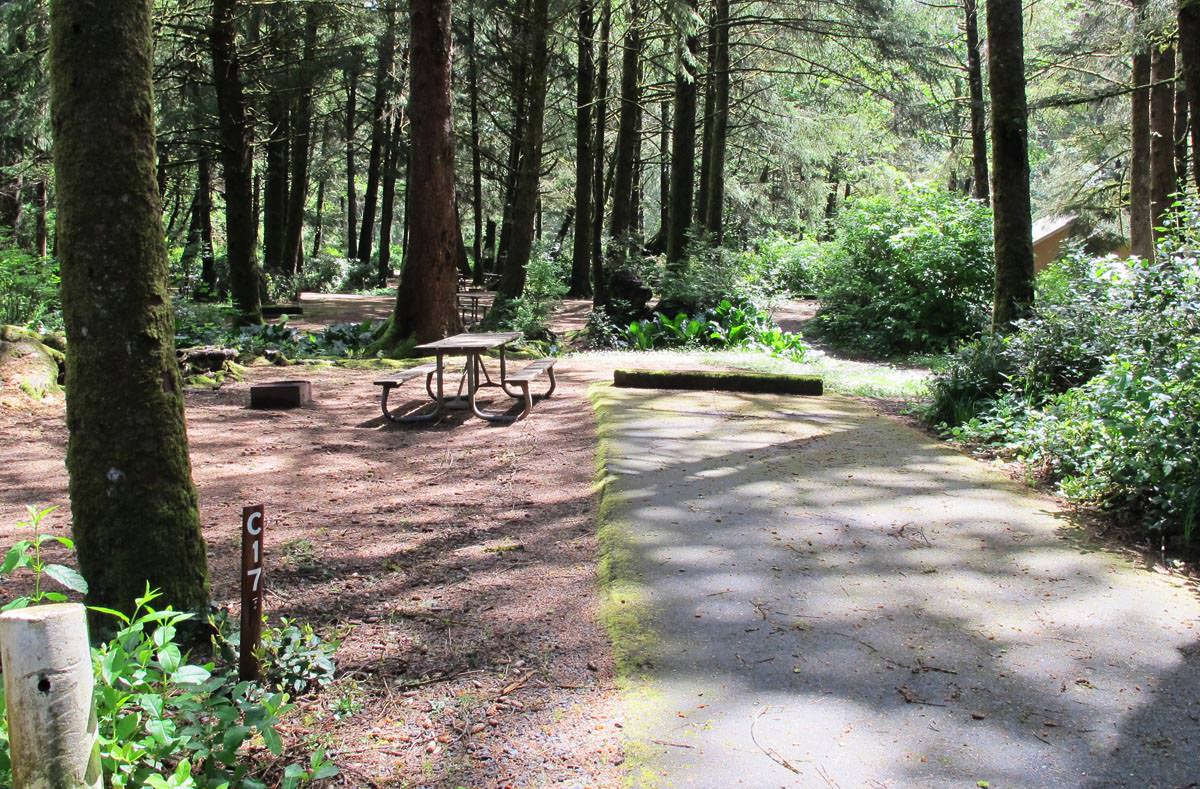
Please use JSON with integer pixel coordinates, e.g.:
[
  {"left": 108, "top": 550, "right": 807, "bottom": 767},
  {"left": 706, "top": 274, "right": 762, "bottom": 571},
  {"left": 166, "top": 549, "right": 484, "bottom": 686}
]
[{"left": 239, "top": 505, "right": 265, "bottom": 681}]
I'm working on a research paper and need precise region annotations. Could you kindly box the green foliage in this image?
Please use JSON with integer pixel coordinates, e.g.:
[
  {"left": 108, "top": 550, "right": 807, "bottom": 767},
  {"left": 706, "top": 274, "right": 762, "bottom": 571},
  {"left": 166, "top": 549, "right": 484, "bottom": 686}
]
[
  {"left": 736, "top": 235, "right": 825, "bottom": 296},
  {"left": 812, "top": 184, "right": 994, "bottom": 356},
  {"left": 0, "top": 505, "right": 88, "bottom": 610},
  {"left": 0, "top": 514, "right": 340, "bottom": 788},
  {"left": 625, "top": 299, "right": 808, "bottom": 362},
  {"left": 211, "top": 613, "right": 339, "bottom": 697},
  {"left": 174, "top": 300, "right": 383, "bottom": 361},
  {"left": 482, "top": 248, "right": 567, "bottom": 342},
  {"left": 580, "top": 307, "right": 625, "bottom": 350},
  {"left": 933, "top": 199, "right": 1200, "bottom": 542},
  {"left": 0, "top": 246, "right": 61, "bottom": 330}
]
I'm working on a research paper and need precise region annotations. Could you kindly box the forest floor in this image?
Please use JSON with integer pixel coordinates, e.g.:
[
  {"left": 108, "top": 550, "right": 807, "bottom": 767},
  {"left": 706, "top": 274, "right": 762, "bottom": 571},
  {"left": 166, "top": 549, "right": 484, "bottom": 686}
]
[{"left": 1, "top": 293, "right": 1197, "bottom": 787}]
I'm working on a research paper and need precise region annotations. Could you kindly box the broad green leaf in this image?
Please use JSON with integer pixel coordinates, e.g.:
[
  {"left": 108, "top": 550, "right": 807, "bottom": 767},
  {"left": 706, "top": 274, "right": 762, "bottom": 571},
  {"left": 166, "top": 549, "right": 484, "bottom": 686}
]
[{"left": 44, "top": 563, "right": 89, "bottom": 594}]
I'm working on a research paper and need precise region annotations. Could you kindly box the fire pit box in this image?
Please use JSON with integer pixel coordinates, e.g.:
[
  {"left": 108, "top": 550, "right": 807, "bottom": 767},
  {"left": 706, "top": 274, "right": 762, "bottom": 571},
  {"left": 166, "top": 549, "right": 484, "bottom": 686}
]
[{"left": 250, "top": 380, "right": 313, "bottom": 409}]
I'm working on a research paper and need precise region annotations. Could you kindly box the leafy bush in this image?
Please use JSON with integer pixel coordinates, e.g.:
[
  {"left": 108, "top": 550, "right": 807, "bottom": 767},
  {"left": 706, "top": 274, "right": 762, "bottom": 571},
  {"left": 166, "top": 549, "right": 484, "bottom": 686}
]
[
  {"left": 933, "top": 197, "right": 1200, "bottom": 543},
  {"left": 481, "top": 247, "right": 567, "bottom": 341},
  {"left": 737, "top": 235, "right": 826, "bottom": 297},
  {"left": 812, "top": 184, "right": 994, "bottom": 356},
  {"left": 0, "top": 245, "right": 61, "bottom": 330},
  {"left": 0, "top": 511, "right": 339, "bottom": 788},
  {"left": 580, "top": 307, "right": 625, "bottom": 350},
  {"left": 625, "top": 298, "right": 808, "bottom": 362}
]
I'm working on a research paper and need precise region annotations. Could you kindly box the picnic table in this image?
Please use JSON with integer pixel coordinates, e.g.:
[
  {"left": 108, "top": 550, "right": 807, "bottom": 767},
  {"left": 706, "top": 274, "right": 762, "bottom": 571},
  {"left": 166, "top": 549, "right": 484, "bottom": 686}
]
[{"left": 373, "top": 331, "right": 557, "bottom": 424}]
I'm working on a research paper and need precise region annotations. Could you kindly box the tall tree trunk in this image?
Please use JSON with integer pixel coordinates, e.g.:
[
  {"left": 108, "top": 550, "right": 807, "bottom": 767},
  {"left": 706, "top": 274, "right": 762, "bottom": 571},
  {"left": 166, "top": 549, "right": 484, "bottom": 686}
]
[
  {"left": 987, "top": 0, "right": 1035, "bottom": 331},
  {"left": 666, "top": 0, "right": 700, "bottom": 266},
  {"left": 1150, "top": 42, "right": 1177, "bottom": 235},
  {"left": 312, "top": 176, "right": 326, "bottom": 258},
  {"left": 569, "top": 0, "right": 595, "bottom": 297},
  {"left": 384, "top": 0, "right": 461, "bottom": 344},
  {"left": 51, "top": 0, "right": 209, "bottom": 618},
  {"left": 497, "top": 0, "right": 551, "bottom": 298},
  {"left": 344, "top": 68, "right": 359, "bottom": 259},
  {"left": 659, "top": 99, "right": 670, "bottom": 242},
  {"left": 1180, "top": 0, "right": 1200, "bottom": 189},
  {"left": 211, "top": 0, "right": 262, "bottom": 324},
  {"left": 283, "top": 6, "right": 320, "bottom": 276},
  {"left": 697, "top": 16, "right": 717, "bottom": 228},
  {"left": 378, "top": 111, "right": 404, "bottom": 283},
  {"left": 1130, "top": 0, "right": 1154, "bottom": 258},
  {"left": 497, "top": 2, "right": 532, "bottom": 280},
  {"left": 591, "top": 0, "right": 611, "bottom": 306},
  {"left": 468, "top": 15, "right": 486, "bottom": 285},
  {"left": 196, "top": 153, "right": 216, "bottom": 297},
  {"left": 34, "top": 178, "right": 47, "bottom": 257},
  {"left": 1176, "top": 57, "right": 1191, "bottom": 184},
  {"left": 703, "top": 0, "right": 730, "bottom": 241},
  {"left": 965, "top": 0, "right": 990, "bottom": 201},
  {"left": 263, "top": 90, "right": 290, "bottom": 275},
  {"left": 608, "top": 0, "right": 642, "bottom": 270},
  {"left": 358, "top": 4, "right": 398, "bottom": 267}
]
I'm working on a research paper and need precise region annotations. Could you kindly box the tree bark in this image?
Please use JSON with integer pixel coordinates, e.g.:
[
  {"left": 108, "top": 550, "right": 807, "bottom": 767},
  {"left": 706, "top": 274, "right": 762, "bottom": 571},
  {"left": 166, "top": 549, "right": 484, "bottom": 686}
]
[
  {"left": 34, "top": 178, "right": 48, "bottom": 257},
  {"left": 659, "top": 99, "right": 670, "bottom": 243},
  {"left": 697, "top": 17, "right": 717, "bottom": 228},
  {"left": 1177, "top": 56, "right": 1191, "bottom": 184},
  {"left": 608, "top": 0, "right": 642, "bottom": 271},
  {"left": 569, "top": 0, "right": 595, "bottom": 297},
  {"left": 51, "top": 0, "right": 210, "bottom": 617},
  {"left": 210, "top": 0, "right": 262, "bottom": 324},
  {"left": 987, "top": 0, "right": 1035, "bottom": 331},
  {"left": 344, "top": 68, "right": 360, "bottom": 259},
  {"left": 666, "top": 0, "right": 700, "bottom": 266},
  {"left": 282, "top": 6, "right": 321, "bottom": 276},
  {"left": 358, "top": 4, "right": 398, "bottom": 267},
  {"left": 1130, "top": 0, "right": 1154, "bottom": 258},
  {"left": 468, "top": 15, "right": 486, "bottom": 286},
  {"left": 1150, "top": 43, "right": 1177, "bottom": 235},
  {"left": 497, "top": 0, "right": 551, "bottom": 299},
  {"left": 263, "top": 28, "right": 290, "bottom": 277},
  {"left": 1180, "top": 0, "right": 1200, "bottom": 189},
  {"left": 384, "top": 0, "right": 461, "bottom": 344},
  {"left": 702, "top": 0, "right": 730, "bottom": 242},
  {"left": 965, "top": 0, "right": 990, "bottom": 201},
  {"left": 591, "top": 0, "right": 611, "bottom": 307},
  {"left": 378, "top": 111, "right": 404, "bottom": 283}
]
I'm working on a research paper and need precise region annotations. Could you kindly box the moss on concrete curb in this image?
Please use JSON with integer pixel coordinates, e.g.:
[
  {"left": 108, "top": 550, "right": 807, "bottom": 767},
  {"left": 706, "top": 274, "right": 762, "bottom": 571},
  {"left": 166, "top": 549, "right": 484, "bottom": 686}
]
[
  {"left": 613, "top": 368, "right": 823, "bottom": 395},
  {"left": 589, "top": 382, "right": 664, "bottom": 788}
]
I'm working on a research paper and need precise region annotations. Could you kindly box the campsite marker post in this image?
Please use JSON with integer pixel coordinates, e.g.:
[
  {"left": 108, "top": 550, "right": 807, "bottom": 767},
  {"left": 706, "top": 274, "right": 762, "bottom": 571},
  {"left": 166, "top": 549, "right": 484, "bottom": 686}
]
[{"left": 240, "top": 505, "right": 265, "bottom": 681}]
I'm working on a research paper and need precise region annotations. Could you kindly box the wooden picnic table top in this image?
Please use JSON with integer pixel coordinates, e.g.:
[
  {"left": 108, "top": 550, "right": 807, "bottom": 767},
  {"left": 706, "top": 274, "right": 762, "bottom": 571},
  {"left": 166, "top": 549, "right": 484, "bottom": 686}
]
[{"left": 414, "top": 331, "right": 522, "bottom": 353}]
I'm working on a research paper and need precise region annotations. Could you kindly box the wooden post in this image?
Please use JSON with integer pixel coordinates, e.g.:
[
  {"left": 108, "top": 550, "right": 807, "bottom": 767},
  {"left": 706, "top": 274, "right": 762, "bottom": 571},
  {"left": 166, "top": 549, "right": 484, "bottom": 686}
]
[
  {"left": 0, "top": 603, "right": 103, "bottom": 788},
  {"left": 240, "top": 505, "right": 265, "bottom": 681}
]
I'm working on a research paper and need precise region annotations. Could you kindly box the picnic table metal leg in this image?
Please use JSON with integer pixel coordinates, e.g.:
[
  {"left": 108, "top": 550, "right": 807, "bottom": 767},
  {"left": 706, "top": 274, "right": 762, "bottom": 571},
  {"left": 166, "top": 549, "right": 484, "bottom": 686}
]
[
  {"left": 468, "top": 351, "right": 522, "bottom": 423},
  {"left": 393, "top": 352, "right": 445, "bottom": 423}
]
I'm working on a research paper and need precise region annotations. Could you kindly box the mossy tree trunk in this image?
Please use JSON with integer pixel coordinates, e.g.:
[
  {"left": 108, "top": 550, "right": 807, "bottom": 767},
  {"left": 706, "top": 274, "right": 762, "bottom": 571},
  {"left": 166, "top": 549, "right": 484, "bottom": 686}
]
[
  {"left": 211, "top": 0, "right": 263, "bottom": 324},
  {"left": 50, "top": 0, "right": 210, "bottom": 619},
  {"left": 964, "top": 0, "right": 990, "bottom": 202},
  {"left": 666, "top": 0, "right": 699, "bottom": 267},
  {"left": 380, "top": 0, "right": 462, "bottom": 346},
  {"left": 986, "top": 0, "right": 1035, "bottom": 331},
  {"left": 1149, "top": 42, "right": 1177, "bottom": 235},
  {"left": 1130, "top": 0, "right": 1154, "bottom": 259},
  {"left": 1180, "top": 0, "right": 1200, "bottom": 189},
  {"left": 569, "top": 0, "right": 595, "bottom": 298},
  {"left": 590, "top": 0, "right": 611, "bottom": 307},
  {"left": 496, "top": 0, "right": 551, "bottom": 299},
  {"left": 607, "top": 0, "right": 642, "bottom": 272}
]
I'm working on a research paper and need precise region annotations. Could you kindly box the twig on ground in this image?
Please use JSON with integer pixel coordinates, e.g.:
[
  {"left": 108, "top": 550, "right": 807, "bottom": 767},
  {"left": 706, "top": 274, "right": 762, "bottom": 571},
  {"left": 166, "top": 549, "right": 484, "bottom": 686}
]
[{"left": 750, "top": 707, "right": 803, "bottom": 775}]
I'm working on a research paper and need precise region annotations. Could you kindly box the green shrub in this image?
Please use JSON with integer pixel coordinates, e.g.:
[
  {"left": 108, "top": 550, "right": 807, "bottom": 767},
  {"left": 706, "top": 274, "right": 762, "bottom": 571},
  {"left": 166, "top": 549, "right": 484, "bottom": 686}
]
[
  {"left": 625, "top": 298, "right": 808, "bottom": 362},
  {"left": 481, "top": 247, "right": 567, "bottom": 341},
  {"left": 0, "top": 246, "right": 61, "bottom": 330},
  {"left": 736, "top": 235, "right": 826, "bottom": 297},
  {"left": 0, "top": 510, "right": 339, "bottom": 788},
  {"left": 812, "top": 184, "right": 994, "bottom": 356},
  {"left": 934, "top": 196, "right": 1200, "bottom": 543}
]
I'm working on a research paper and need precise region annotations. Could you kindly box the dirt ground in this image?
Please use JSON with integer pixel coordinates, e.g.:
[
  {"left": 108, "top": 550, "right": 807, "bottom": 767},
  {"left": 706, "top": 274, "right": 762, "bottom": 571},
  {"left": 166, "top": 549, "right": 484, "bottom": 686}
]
[{"left": 0, "top": 324, "right": 625, "bottom": 786}]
